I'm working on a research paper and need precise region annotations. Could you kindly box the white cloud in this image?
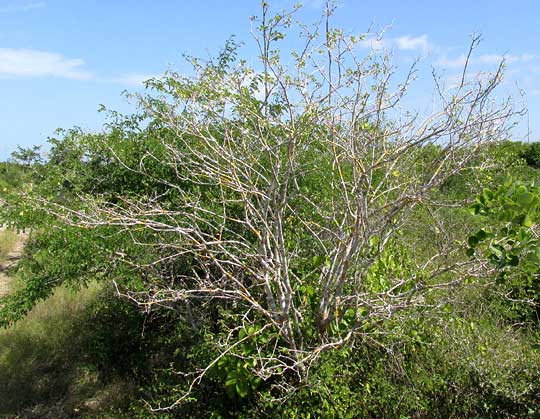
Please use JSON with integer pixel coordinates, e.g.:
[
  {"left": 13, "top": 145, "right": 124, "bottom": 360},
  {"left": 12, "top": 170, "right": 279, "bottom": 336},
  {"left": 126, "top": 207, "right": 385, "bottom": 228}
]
[
  {"left": 477, "top": 53, "right": 536, "bottom": 65},
  {"left": 20, "top": 1, "right": 44, "bottom": 10},
  {"left": 113, "top": 72, "right": 156, "bottom": 86},
  {"left": 358, "top": 34, "right": 387, "bottom": 50},
  {"left": 0, "top": 0, "right": 45, "bottom": 13},
  {"left": 521, "top": 53, "right": 537, "bottom": 62},
  {"left": 441, "top": 71, "right": 494, "bottom": 89},
  {"left": 478, "top": 54, "right": 508, "bottom": 64},
  {"left": 437, "top": 52, "right": 538, "bottom": 70},
  {"left": 303, "top": 0, "right": 324, "bottom": 9},
  {"left": 0, "top": 48, "right": 93, "bottom": 79},
  {"left": 435, "top": 54, "right": 467, "bottom": 69},
  {"left": 395, "top": 35, "right": 430, "bottom": 52},
  {"left": 358, "top": 34, "right": 431, "bottom": 53}
]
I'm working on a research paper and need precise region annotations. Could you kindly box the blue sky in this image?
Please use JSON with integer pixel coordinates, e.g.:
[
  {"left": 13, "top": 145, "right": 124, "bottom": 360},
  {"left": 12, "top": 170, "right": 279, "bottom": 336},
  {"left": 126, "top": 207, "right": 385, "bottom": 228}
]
[{"left": 0, "top": 0, "right": 539, "bottom": 160}]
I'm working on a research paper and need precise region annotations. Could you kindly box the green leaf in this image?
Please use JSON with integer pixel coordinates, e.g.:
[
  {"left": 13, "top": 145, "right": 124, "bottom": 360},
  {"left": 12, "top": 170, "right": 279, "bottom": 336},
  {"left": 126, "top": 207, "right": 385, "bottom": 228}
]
[
  {"left": 468, "top": 204, "right": 480, "bottom": 215},
  {"left": 225, "top": 376, "right": 237, "bottom": 388},
  {"left": 522, "top": 214, "right": 533, "bottom": 228},
  {"left": 534, "top": 245, "right": 540, "bottom": 262},
  {"left": 506, "top": 254, "right": 519, "bottom": 266},
  {"left": 517, "top": 191, "right": 534, "bottom": 207},
  {"left": 489, "top": 244, "right": 503, "bottom": 258},
  {"left": 467, "top": 235, "right": 479, "bottom": 248},
  {"left": 482, "top": 188, "right": 494, "bottom": 203},
  {"left": 236, "top": 381, "right": 249, "bottom": 398},
  {"left": 476, "top": 229, "right": 488, "bottom": 241}
]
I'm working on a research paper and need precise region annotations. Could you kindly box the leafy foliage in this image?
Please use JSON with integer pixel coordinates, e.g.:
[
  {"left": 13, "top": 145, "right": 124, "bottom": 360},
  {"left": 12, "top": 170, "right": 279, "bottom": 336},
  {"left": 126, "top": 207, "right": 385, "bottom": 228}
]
[
  {"left": 469, "top": 177, "right": 540, "bottom": 324},
  {"left": 519, "top": 141, "right": 540, "bottom": 169}
]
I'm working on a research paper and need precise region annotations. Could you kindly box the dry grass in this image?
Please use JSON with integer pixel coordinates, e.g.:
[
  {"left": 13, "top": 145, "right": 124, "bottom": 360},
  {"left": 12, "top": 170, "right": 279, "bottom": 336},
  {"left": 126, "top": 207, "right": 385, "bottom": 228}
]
[
  {"left": 0, "top": 228, "right": 18, "bottom": 297},
  {"left": 0, "top": 228, "right": 17, "bottom": 263},
  {"left": 0, "top": 282, "right": 135, "bottom": 417}
]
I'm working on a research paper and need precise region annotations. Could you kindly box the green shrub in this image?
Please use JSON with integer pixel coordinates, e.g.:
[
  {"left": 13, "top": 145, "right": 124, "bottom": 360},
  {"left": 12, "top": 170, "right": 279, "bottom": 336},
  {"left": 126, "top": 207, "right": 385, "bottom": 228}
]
[{"left": 520, "top": 142, "right": 540, "bottom": 169}]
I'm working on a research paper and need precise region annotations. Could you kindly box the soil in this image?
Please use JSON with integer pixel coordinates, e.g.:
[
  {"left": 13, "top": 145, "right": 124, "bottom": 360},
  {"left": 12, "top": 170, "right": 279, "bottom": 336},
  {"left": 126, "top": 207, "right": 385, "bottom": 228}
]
[{"left": 0, "top": 227, "right": 27, "bottom": 297}]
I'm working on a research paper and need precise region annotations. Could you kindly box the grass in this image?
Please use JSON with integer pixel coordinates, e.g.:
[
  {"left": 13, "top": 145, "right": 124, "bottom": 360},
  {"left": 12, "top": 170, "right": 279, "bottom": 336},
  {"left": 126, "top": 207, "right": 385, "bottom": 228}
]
[
  {"left": 0, "top": 228, "right": 17, "bottom": 263},
  {"left": 0, "top": 281, "right": 135, "bottom": 418}
]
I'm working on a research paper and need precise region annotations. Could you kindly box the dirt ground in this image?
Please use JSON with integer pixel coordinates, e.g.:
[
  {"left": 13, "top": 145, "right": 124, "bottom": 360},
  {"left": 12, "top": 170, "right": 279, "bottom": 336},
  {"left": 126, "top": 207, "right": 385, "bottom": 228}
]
[{"left": 0, "top": 227, "right": 27, "bottom": 297}]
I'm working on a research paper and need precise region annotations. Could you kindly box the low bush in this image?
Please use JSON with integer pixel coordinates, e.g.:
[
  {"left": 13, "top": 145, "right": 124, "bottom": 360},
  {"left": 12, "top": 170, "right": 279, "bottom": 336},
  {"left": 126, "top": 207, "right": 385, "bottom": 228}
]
[{"left": 520, "top": 142, "right": 540, "bottom": 169}]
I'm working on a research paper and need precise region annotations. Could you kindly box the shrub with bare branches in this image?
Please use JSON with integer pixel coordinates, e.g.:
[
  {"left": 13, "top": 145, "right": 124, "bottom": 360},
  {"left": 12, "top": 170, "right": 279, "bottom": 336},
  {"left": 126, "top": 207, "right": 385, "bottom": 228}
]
[{"left": 11, "top": 1, "right": 522, "bottom": 409}]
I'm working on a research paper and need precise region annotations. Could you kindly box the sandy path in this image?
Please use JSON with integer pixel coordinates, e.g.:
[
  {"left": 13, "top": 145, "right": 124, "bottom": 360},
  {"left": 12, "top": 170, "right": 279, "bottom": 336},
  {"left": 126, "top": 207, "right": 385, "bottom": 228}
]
[{"left": 0, "top": 227, "right": 27, "bottom": 297}]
